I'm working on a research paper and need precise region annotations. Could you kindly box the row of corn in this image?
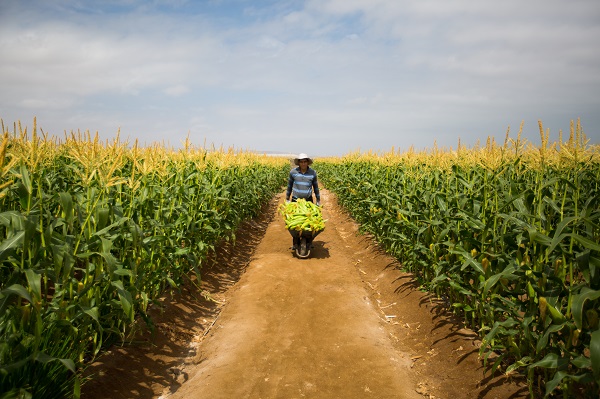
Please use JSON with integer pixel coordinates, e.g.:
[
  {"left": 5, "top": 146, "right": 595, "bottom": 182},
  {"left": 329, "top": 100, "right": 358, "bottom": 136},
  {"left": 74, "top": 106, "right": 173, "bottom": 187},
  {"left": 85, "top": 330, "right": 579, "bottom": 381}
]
[
  {"left": 279, "top": 199, "right": 326, "bottom": 232},
  {"left": 0, "top": 119, "right": 289, "bottom": 399},
  {"left": 317, "top": 120, "right": 600, "bottom": 398}
]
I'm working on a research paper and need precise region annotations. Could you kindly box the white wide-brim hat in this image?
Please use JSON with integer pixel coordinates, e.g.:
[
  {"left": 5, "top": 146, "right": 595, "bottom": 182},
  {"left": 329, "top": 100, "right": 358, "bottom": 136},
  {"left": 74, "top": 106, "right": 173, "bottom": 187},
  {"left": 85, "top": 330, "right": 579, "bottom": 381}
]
[{"left": 294, "top": 153, "right": 313, "bottom": 165}]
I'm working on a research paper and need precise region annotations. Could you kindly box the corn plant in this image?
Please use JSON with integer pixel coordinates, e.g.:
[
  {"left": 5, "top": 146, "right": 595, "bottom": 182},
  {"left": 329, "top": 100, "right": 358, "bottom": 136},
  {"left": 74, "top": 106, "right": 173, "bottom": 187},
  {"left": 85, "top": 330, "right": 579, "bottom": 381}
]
[
  {"left": 0, "top": 119, "right": 288, "bottom": 398},
  {"left": 318, "top": 120, "right": 600, "bottom": 398}
]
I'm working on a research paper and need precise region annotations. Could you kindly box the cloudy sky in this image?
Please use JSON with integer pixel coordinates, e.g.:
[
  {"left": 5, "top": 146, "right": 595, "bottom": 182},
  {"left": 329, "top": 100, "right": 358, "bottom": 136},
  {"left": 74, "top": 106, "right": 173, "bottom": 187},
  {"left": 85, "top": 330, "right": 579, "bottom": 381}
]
[{"left": 1, "top": 0, "right": 598, "bottom": 156}]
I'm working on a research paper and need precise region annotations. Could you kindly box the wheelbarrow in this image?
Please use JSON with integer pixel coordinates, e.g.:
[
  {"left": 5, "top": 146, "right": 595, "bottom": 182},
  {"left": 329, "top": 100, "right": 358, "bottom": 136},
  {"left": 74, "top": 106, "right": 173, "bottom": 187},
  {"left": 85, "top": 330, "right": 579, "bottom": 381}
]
[{"left": 288, "top": 228, "right": 322, "bottom": 259}]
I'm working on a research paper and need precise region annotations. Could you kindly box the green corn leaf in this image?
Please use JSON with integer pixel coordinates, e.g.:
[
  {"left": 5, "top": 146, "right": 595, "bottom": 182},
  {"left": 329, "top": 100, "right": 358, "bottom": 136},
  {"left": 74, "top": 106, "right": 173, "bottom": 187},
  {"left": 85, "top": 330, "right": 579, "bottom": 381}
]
[
  {"left": 547, "top": 216, "right": 576, "bottom": 254},
  {"left": 19, "top": 164, "right": 32, "bottom": 195},
  {"left": 174, "top": 247, "right": 190, "bottom": 255},
  {"left": 96, "top": 207, "right": 110, "bottom": 230},
  {"left": 430, "top": 273, "right": 448, "bottom": 285},
  {"left": 1, "top": 283, "right": 33, "bottom": 303},
  {"left": 570, "top": 233, "right": 600, "bottom": 252},
  {"left": 99, "top": 251, "right": 118, "bottom": 272},
  {"left": 483, "top": 266, "right": 518, "bottom": 296},
  {"left": 100, "top": 237, "right": 113, "bottom": 253},
  {"left": 451, "top": 303, "right": 474, "bottom": 312},
  {"left": 591, "top": 329, "right": 600, "bottom": 383},
  {"left": 496, "top": 192, "right": 527, "bottom": 214},
  {"left": 0, "top": 284, "right": 33, "bottom": 315},
  {"left": 448, "top": 279, "right": 474, "bottom": 297},
  {"left": 462, "top": 252, "right": 484, "bottom": 274},
  {"left": 544, "top": 370, "right": 567, "bottom": 398},
  {"left": 545, "top": 301, "right": 567, "bottom": 324},
  {"left": 93, "top": 216, "right": 128, "bottom": 237},
  {"left": 513, "top": 197, "right": 531, "bottom": 216},
  {"left": 0, "top": 210, "right": 22, "bottom": 227},
  {"left": 529, "top": 352, "right": 568, "bottom": 370},
  {"left": 76, "top": 251, "right": 96, "bottom": 259},
  {"left": 0, "top": 353, "right": 32, "bottom": 375},
  {"left": 0, "top": 388, "right": 33, "bottom": 399},
  {"left": 576, "top": 251, "right": 595, "bottom": 286},
  {"left": 590, "top": 255, "right": 600, "bottom": 288},
  {"left": 143, "top": 235, "right": 167, "bottom": 244},
  {"left": 111, "top": 280, "right": 133, "bottom": 322},
  {"left": 58, "top": 192, "right": 74, "bottom": 225},
  {"left": 542, "top": 196, "right": 562, "bottom": 215},
  {"left": 536, "top": 324, "right": 564, "bottom": 353},
  {"left": 571, "top": 354, "right": 591, "bottom": 369},
  {"left": 0, "top": 230, "right": 25, "bottom": 262},
  {"left": 21, "top": 215, "right": 36, "bottom": 248},
  {"left": 24, "top": 269, "right": 41, "bottom": 303},
  {"left": 490, "top": 352, "right": 508, "bottom": 376},
  {"left": 140, "top": 291, "right": 149, "bottom": 313},
  {"left": 527, "top": 227, "right": 552, "bottom": 247},
  {"left": 112, "top": 269, "right": 133, "bottom": 277},
  {"left": 35, "top": 352, "right": 76, "bottom": 373},
  {"left": 50, "top": 242, "right": 66, "bottom": 274},
  {"left": 544, "top": 370, "right": 594, "bottom": 398},
  {"left": 480, "top": 318, "right": 518, "bottom": 356},
  {"left": 81, "top": 306, "right": 100, "bottom": 324},
  {"left": 571, "top": 287, "right": 600, "bottom": 330},
  {"left": 505, "top": 356, "right": 532, "bottom": 375},
  {"left": 435, "top": 194, "right": 447, "bottom": 213}
]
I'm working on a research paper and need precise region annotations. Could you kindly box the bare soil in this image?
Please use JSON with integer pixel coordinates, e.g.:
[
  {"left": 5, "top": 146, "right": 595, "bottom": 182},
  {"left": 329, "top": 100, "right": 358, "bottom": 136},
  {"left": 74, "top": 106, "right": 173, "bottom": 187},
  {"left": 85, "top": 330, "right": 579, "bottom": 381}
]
[{"left": 81, "top": 189, "right": 529, "bottom": 399}]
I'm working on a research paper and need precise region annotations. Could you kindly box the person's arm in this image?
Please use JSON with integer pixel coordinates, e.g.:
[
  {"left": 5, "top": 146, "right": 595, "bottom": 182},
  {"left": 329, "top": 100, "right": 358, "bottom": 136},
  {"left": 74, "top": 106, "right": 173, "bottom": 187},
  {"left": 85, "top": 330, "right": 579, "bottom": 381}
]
[
  {"left": 313, "top": 171, "right": 321, "bottom": 205},
  {"left": 285, "top": 170, "right": 294, "bottom": 201}
]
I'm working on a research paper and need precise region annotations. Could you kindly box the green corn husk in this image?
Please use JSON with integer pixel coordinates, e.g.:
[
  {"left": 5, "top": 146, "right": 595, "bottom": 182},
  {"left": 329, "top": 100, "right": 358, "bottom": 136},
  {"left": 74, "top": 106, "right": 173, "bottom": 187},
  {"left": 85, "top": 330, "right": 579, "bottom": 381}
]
[{"left": 279, "top": 199, "right": 326, "bottom": 232}]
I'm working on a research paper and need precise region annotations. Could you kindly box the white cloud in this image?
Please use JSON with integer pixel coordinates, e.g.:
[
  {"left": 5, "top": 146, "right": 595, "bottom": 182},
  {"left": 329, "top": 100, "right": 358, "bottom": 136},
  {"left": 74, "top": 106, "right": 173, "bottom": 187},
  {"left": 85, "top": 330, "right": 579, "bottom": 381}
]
[
  {"left": 164, "top": 84, "right": 190, "bottom": 96},
  {"left": 0, "top": 0, "right": 598, "bottom": 155}
]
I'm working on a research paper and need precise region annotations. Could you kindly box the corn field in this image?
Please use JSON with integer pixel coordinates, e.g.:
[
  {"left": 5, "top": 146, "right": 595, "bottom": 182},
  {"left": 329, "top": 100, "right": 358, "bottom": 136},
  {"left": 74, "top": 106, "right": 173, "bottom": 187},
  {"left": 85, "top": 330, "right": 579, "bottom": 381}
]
[
  {"left": 0, "top": 119, "right": 288, "bottom": 398},
  {"left": 317, "top": 120, "right": 600, "bottom": 398}
]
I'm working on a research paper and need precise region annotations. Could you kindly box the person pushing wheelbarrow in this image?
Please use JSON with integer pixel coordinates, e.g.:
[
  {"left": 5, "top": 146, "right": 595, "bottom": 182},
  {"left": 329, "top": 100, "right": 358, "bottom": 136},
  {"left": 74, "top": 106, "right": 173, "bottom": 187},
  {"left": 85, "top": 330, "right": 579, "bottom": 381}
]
[{"left": 284, "top": 153, "right": 323, "bottom": 258}]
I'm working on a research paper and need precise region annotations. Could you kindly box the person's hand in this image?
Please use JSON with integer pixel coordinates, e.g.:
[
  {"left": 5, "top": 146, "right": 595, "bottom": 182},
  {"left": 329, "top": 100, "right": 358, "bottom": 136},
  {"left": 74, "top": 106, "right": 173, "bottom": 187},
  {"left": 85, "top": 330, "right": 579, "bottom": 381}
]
[{"left": 286, "top": 200, "right": 290, "bottom": 203}]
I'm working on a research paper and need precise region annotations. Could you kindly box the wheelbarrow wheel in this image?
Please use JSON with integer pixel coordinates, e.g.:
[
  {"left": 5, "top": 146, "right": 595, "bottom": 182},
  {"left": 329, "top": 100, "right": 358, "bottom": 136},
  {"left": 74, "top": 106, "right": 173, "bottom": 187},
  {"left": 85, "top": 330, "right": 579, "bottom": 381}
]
[{"left": 295, "top": 236, "right": 310, "bottom": 259}]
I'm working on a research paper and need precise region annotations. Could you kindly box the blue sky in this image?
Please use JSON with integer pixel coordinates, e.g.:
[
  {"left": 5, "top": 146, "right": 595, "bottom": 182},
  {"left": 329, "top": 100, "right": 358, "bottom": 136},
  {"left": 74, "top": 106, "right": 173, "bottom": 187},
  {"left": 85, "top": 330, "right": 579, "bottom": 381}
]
[{"left": 1, "top": 0, "right": 598, "bottom": 156}]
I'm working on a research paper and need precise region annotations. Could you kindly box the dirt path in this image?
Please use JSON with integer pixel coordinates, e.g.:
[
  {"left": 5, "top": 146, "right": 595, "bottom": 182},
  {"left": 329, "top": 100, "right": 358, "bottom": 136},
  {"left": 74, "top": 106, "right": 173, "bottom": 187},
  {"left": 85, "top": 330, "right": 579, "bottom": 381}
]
[{"left": 82, "top": 190, "right": 528, "bottom": 399}]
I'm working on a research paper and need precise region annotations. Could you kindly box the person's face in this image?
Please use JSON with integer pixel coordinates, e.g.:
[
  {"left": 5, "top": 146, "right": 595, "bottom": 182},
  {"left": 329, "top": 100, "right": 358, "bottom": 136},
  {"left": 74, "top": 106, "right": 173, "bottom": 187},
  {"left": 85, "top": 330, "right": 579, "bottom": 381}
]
[{"left": 299, "top": 159, "right": 308, "bottom": 169}]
